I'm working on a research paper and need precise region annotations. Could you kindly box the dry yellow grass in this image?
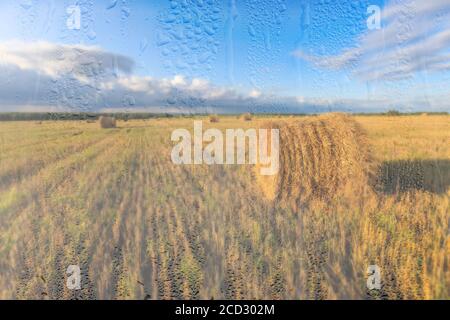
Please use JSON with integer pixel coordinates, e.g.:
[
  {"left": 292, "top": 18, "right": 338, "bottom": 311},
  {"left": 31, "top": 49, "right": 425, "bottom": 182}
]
[{"left": 0, "top": 114, "right": 448, "bottom": 300}]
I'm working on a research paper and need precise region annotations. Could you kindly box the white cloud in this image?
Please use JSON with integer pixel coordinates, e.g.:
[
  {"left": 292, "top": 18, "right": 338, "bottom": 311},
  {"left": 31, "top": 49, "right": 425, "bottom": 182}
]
[
  {"left": 249, "top": 89, "right": 262, "bottom": 98},
  {"left": 0, "top": 40, "right": 275, "bottom": 112},
  {"left": 293, "top": 0, "right": 450, "bottom": 81},
  {"left": 0, "top": 40, "right": 447, "bottom": 113},
  {"left": 170, "top": 75, "right": 186, "bottom": 86},
  {"left": 0, "top": 40, "right": 133, "bottom": 83}
]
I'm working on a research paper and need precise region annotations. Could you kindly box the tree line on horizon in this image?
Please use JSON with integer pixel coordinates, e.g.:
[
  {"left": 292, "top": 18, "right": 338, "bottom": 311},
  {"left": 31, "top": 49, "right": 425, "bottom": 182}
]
[{"left": 0, "top": 111, "right": 447, "bottom": 121}]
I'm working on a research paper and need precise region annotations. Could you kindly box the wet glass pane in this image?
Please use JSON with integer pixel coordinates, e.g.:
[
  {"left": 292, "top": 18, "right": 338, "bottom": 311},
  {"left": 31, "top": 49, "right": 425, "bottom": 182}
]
[{"left": 0, "top": 0, "right": 449, "bottom": 302}]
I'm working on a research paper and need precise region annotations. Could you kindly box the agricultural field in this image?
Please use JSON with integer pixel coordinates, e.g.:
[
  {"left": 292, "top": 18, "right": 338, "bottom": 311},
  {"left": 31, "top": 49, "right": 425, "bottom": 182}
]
[{"left": 0, "top": 114, "right": 449, "bottom": 300}]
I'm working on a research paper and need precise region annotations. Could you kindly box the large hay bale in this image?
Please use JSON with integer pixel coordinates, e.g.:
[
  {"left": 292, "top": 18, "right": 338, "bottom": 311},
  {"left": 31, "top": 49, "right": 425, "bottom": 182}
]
[
  {"left": 99, "top": 116, "right": 116, "bottom": 128},
  {"left": 255, "top": 113, "right": 376, "bottom": 208}
]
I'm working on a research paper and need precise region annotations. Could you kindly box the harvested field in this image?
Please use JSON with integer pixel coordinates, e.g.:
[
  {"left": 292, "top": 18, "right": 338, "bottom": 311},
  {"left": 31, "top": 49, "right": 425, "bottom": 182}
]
[{"left": 0, "top": 115, "right": 449, "bottom": 300}]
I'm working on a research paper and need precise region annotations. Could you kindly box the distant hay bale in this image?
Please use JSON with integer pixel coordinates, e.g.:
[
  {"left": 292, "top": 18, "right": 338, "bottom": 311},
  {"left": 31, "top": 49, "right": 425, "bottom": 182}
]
[
  {"left": 242, "top": 113, "right": 252, "bottom": 121},
  {"left": 209, "top": 114, "right": 220, "bottom": 123},
  {"left": 99, "top": 116, "right": 116, "bottom": 128},
  {"left": 255, "top": 113, "right": 376, "bottom": 208}
]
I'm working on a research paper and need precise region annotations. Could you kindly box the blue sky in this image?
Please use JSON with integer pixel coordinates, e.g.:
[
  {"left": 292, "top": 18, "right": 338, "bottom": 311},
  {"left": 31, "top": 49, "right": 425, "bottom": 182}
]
[{"left": 0, "top": 0, "right": 449, "bottom": 113}]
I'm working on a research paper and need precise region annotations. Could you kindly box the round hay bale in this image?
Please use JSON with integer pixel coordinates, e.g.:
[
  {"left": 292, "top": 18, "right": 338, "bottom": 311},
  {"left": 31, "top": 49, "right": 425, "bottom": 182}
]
[
  {"left": 255, "top": 113, "right": 376, "bottom": 208},
  {"left": 241, "top": 112, "right": 252, "bottom": 121},
  {"left": 99, "top": 116, "right": 116, "bottom": 129},
  {"left": 209, "top": 114, "right": 220, "bottom": 123}
]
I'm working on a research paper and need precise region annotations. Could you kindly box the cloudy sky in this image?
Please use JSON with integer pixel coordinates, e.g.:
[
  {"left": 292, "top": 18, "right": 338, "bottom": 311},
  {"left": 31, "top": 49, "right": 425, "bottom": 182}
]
[{"left": 0, "top": 0, "right": 449, "bottom": 113}]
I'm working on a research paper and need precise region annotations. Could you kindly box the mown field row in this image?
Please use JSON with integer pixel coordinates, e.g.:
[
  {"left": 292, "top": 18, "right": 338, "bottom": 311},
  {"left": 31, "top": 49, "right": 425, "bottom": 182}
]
[{"left": 0, "top": 116, "right": 448, "bottom": 299}]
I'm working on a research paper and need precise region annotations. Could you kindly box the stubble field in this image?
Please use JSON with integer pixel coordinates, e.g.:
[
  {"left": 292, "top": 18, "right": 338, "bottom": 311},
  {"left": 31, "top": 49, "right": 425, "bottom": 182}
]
[{"left": 0, "top": 115, "right": 448, "bottom": 300}]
